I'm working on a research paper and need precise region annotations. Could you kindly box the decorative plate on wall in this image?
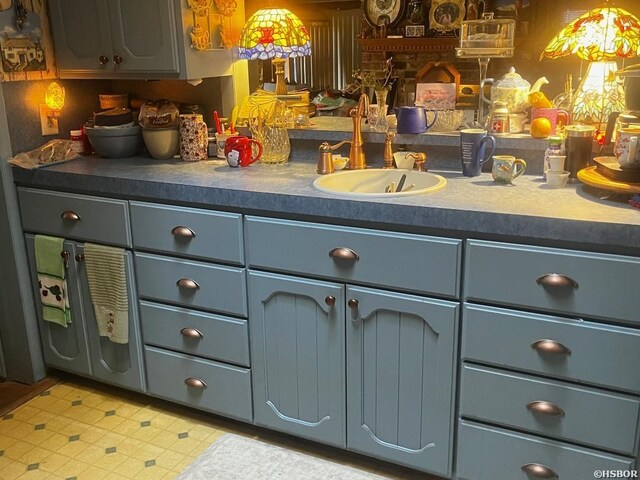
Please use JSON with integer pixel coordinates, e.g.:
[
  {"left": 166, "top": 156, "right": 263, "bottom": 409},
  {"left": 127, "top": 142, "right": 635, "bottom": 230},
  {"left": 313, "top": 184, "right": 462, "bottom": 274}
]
[
  {"left": 429, "top": 0, "right": 465, "bottom": 32},
  {"left": 363, "top": 0, "right": 405, "bottom": 28}
]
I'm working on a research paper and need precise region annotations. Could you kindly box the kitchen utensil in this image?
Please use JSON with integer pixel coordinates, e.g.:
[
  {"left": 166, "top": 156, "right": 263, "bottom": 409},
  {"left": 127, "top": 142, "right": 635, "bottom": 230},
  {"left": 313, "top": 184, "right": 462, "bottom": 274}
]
[
  {"left": 546, "top": 170, "right": 570, "bottom": 188},
  {"left": 531, "top": 107, "right": 569, "bottom": 135},
  {"left": 179, "top": 114, "right": 208, "bottom": 162},
  {"left": 460, "top": 128, "right": 496, "bottom": 177},
  {"left": 213, "top": 111, "right": 223, "bottom": 134},
  {"left": 230, "top": 106, "right": 239, "bottom": 134},
  {"left": 395, "top": 106, "right": 437, "bottom": 134},
  {"left": 141, "top": 127, "right": 179, "bottom": 160},
  {"left": 480, "top": 67, "right": 548, "bottom": 113},
  {"left": 396, "top": 173, "right": 407, "bottom": 192},
  {"left": 491, "top": 155, "right": 527, "bottom": 183},
  {"left": 84, "top": 125, "right": 142, "bottom": 158},
  {"left": 565, "top": 124, "right": 595, "bottom": 180},
  {"left": 224, "top": 135, "right": 263, "bottom": 167}
]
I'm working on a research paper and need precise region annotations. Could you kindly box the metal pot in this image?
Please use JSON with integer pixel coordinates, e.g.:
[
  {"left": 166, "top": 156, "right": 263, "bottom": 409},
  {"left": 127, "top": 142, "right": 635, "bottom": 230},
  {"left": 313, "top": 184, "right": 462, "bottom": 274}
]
[{"left": 616, "top": 64, "right": 640, "bottom": 111}]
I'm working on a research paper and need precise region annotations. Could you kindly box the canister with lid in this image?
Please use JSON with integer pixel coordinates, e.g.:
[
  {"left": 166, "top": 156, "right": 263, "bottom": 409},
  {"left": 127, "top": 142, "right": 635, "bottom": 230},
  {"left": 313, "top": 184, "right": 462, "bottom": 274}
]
[{"left": 564, "top": 124, "right": 595, "bottom": 181}]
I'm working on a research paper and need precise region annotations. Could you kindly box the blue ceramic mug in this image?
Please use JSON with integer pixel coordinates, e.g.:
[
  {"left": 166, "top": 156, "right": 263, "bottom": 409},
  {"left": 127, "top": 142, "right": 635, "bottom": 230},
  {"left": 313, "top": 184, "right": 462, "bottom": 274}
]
[
  {"left": 395, "top": 107, "right": 438, "bottom": 134},
  {"left": 460, "top": 128, "right": 496, "bottom": 177}
]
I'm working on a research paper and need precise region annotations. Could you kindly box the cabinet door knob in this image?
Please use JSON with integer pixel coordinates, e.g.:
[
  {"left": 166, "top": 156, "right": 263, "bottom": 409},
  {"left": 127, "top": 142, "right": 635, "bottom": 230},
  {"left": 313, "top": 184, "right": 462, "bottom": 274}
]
[
  {"left": 99, "top": 55, "right": 109, "bottom": 65},
  {"left": 113, "top": 54, "right": 123, "bottom": 64},
  {"left": 348, "top": 298, "right": 359, "bottom": 310},
  {"left": 180, "top": 327, "right": 203, "bottom": 339},
  {"left": 536, "top": 273, "right": 578, "bottom": 289},
  {"left": 531, "top": 339, "right": 571, "bottom": 355},
  {"left": 521, "top": 463, "right": 557, "bottom": 478},
  {"left": 325, "top": 295, "right": 335, "bottom": 306},
  {"left": 329, "top": 247, "right": 359, "bottom": 262},
  {"left": 60, "top": 210, "right": 81, "bottom": 221},
  {"left": 184, "top": 377, "right": 207, "bottom": 389},
  {"left": 176, "top": 278, "right": 200, "bottom": 290},
  {"left": 526, "top": 400, "right": 565, "bottom": 417},
  {"left": 60, "top": 250, "right": 70, "bottom": 269},
  {"left": 75, "top": 254, "right": 85, "bottom": 262},
  {"left": 171, "top": 226, "right": 196, "bottom": 239}
]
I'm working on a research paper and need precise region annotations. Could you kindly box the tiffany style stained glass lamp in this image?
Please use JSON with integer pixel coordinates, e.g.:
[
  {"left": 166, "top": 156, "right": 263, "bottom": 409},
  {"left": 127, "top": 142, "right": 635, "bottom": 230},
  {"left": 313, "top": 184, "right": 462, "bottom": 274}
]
[
  {"left": 238, "top": 8, "right": 311, "bottom": 95},
  {"left": 541, "top": 6, "right": 640, "bottom": 129}
]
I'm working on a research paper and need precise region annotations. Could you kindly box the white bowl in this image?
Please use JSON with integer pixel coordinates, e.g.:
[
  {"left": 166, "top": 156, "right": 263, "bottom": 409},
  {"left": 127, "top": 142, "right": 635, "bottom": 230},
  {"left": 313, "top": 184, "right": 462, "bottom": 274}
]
[
  {"left": 142, "top": 127, "right": 179, "bottom": 160},
  {"left": 546, "top": 170, "right": 570, "bottom": 188}
]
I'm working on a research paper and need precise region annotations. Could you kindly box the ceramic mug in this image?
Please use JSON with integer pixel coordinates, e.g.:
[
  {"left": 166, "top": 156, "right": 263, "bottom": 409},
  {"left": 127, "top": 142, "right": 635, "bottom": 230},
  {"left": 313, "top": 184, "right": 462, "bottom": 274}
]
[
  {"left": 492, "top": 155, "right": 527, "bottom": 183},
  {"left": 215, "top": 132, "right": 239, "bottom": 159},
  {"left": 614, "top": 127, "right": 640, "bottom": 169},
  {"left": 531, "top": 107, "right": 569, "bottom": 135},
  {"left": 508, "top": 113, "right": 527, "bottom": 133},
  {"left": 224, "top": 136, "right": 263, "bottom": 167},
  {"left": 179, "top": 114, "right": 208, "bottom": 162},
  {"left": 460, "top": 129, "right": 496, "bottom": 177}
]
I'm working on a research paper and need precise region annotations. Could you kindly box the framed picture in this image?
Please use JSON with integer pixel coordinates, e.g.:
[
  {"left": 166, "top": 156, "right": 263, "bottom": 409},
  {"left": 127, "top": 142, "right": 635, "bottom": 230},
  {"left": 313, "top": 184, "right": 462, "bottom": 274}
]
[
  {"left": 416, "top": 82, "right": 457, "bottom": 109},
  {"left": 363, "top": 0, "right": 405, "bottom": 28},
  {"left": 429, "top": 0, "right": 464, "bottom": 32},
  {"left": 405, "top": 25, "right": 425, "bottom": 38}
]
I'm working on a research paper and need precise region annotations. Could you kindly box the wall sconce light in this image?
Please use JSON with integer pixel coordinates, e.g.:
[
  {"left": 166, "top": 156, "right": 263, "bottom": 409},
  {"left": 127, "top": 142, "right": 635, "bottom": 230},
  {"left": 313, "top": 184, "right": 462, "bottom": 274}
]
[{"left": 39, "top": 81, "right": 65, "bottom": 136}]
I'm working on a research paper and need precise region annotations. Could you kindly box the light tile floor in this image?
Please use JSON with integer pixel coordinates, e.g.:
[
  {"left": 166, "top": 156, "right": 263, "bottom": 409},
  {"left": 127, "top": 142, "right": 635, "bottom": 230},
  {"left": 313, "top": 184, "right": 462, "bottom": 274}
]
[
  {"left": 0, "top": 377, "right": 435, "bottom": 480},
  {"left": 0, "top": 380, "right": 225, "bottom": 480}
]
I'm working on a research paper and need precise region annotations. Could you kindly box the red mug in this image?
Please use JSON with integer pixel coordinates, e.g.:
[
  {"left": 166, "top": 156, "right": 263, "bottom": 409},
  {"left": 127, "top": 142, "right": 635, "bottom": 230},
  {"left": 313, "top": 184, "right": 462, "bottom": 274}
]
[{"left": 224, "top": 136, "right": 262, "bottom": 167}]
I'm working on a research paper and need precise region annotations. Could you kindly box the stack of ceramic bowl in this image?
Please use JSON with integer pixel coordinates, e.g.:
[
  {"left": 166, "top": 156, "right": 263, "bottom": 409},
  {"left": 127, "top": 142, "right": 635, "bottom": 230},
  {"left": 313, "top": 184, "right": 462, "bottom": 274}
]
[
  {"left": 84, "top": 107, "right": 142, "bottom": 158},
  {"left": 139, "top": 99, "right": 180, "bottom": 160}
]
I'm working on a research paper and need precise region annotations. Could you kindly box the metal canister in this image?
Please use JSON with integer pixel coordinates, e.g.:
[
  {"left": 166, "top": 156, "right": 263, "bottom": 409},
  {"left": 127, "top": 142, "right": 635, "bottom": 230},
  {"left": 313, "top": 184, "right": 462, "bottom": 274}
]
[
  {"left": 487, "top": 101, "right": 510, "bottom": 134},
  {"left": 564, "top": 124, "right": 595, "bottom": 181}
]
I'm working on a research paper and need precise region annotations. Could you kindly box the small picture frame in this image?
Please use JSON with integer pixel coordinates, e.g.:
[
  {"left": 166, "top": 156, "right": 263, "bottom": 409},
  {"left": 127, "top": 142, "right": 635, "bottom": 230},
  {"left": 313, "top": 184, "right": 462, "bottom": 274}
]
[
  {"left": 405, "top": 25, "right": 425, "bottom": 38},
  {"left": 429, "top": 0, "right": 465, "bottom": 32},
  {"left": 415, "top": 83, "right": 457, "bottom": 109}
]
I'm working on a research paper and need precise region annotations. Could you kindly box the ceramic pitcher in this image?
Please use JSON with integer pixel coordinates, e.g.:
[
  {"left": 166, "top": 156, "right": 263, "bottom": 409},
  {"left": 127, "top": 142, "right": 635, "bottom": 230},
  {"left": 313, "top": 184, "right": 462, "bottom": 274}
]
[{"left": 179, "top": 114, "right": 208, "bottom": 162}]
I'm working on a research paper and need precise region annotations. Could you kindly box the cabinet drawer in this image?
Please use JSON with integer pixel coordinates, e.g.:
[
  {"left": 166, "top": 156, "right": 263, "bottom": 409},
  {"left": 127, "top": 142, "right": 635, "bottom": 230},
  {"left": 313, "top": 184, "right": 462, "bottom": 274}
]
[
  {"left": 456, "top": 420, "right": 633, "bottom": 480},
  {"left": 460, "top": 365, "right": 640, "bottom": 454},
  {"left": 465, "top": 239, "right": 640, "bottom": 324},
  {"left": 462, "top": 304, "right": 640, "bottom": 393},
  {"left": 135, "top": 253, "right": 247, "bottom": 317},
  {"left": 140, "top": 301, "right": 249, "bottom": 367},
  {"left": 144, "top": 346, "right": 252, "bottom": 422},
  {"left": 18, "top": 188, "right": 131, "bottom": 247},
  {"left": 130, "top": 202, "right": 243, "bottom": 265},
  {"left": 245, "top": 216, "right": 461, "bottom": 298}
]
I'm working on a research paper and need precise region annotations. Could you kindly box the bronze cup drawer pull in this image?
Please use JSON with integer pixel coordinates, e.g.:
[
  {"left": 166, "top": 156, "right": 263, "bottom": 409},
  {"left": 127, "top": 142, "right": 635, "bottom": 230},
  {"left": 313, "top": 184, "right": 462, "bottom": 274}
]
[
  {"left": 521, "top": 463, "right": 557, "bottom": 478},
  {"left": 526, "top": 400, "right": 565, "bottom": 417},
  {"left": 329, "top": 247, "right": 359, "bottom": 261},
  {"left": 531, "top": 339, "right": 572, "bottom": 356},
  {"left": 171, "top": 226, "right": 196, "bottom": 239},
  {"left": 60, "top": 210, "right": 81, "bottom": 221},
  {"left": 176, "top": 278, "right": 200, "bottom": 290},
  {"left": 184, "top": 377, "right": 207, "bottom": 389},
  {"left": 180, "top": 327, "right": 203, "bottom": 339},
  {"left": 536, "top": 273, "right": 578, "bottom": 289}
]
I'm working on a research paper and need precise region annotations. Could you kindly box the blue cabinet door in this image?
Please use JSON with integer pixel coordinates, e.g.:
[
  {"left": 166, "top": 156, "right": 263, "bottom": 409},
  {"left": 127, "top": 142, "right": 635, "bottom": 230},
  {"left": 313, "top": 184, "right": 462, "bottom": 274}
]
[
  {"left": 25, "top": 235, "right": 92, "bottom": 376},
  {"left": 249, "top": 271, "right": 346, "bottom": 448},
  {"left": 346, "top": 285, "right": 458, "bottom": 477}
]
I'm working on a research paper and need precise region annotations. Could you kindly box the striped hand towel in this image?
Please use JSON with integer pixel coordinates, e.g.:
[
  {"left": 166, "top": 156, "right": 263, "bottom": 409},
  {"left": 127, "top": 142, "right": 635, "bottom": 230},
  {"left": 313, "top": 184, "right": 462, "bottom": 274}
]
[
  {"left": 84, "top": 243, "right": 129, "bottom": 344},
  {"left": 35, "top": 235, "right": 71, "bottom": 327}
]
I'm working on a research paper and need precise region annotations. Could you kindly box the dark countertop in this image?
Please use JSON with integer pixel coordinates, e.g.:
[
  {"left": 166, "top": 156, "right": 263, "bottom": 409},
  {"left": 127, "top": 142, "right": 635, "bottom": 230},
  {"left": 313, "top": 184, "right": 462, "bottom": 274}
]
[{"left": 11, "top": 155, "right": 640, "bottom": 254}]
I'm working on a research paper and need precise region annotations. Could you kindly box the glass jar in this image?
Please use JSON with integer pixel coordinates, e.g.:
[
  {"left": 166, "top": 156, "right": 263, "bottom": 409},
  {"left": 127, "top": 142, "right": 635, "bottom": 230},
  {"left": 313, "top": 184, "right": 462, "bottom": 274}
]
[{"left": 249, "top": 99, "right": 291, "bottom": 164}]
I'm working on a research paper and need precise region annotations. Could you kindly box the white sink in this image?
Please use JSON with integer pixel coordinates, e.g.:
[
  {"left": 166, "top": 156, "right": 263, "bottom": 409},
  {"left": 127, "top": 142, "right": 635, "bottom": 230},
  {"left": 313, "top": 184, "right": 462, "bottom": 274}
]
[{"left": 313, "top": 169, "right": 446, "bottom": 198}]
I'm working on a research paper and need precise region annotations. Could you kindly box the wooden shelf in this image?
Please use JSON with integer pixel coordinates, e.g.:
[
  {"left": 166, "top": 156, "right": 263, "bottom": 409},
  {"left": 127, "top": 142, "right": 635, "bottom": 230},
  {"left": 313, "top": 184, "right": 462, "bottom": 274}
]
[{"left": 357, "top": 37, "right": 459, "bottom": 53}]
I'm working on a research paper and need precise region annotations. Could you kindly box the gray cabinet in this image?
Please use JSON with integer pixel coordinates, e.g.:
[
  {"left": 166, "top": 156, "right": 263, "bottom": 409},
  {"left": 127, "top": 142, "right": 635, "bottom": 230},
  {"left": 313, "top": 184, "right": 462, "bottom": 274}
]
[
  {"left": 49, "top": 0, "right": 235, "bottom": 80},
  {"left": 246, "top": 216, "right": 461, "bottom": 475},
  {"left": 249, "top": 271, "right": 345, "bottom": 447},
  {"left": 459, "top": 239, "right": 640, "bottom": 477},
  {"left": 346, "top": 286, "right": 457, "bottom": 477}
]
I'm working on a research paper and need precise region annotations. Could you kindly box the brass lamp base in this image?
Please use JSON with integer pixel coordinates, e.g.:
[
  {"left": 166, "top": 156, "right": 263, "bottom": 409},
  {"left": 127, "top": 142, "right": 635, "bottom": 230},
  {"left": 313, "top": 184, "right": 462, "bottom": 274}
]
[{"left": 273, "top": 57, "right": 287, "bottom": 95}]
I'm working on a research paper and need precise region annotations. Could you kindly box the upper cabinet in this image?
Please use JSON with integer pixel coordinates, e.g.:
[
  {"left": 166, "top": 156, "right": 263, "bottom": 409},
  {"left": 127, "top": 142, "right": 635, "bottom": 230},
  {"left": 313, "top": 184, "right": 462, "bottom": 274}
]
[{"left": 49, "top": 0, "right": 241, "bottom": 80}]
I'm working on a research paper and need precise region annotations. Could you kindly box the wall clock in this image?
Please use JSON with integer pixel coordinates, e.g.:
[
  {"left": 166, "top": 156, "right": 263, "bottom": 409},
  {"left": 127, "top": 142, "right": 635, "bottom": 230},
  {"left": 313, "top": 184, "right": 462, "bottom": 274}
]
[
  {"left": 363, "top": 0, "right": 405, "bottom": 28},
  {"left": 429, "top": 0, "right": 465, "bottom": 32}
]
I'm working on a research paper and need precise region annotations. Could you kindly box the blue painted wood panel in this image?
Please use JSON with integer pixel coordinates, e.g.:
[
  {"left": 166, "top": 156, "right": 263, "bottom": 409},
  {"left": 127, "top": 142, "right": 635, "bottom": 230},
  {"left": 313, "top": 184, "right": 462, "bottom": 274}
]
[
  {"left": 462, "top": 304, "right": 640, "bottom": 394},
  {"left": 346, "top": 285, "right": 458, "bottom": 477},
  {"left": 245, "top": 216, "right": 461, "bottom": 298},
  {"left": 249, "top": 271, "right": 345, "bottom": 448},
  {"left": 456, "top": 420, "right": 634, "bottom": 480},
  {"left": 465, "top": 239, "right": 640, "bottom": 324},
  {"left": 460, "top": 364, "right": 640, "bottom": 455}
]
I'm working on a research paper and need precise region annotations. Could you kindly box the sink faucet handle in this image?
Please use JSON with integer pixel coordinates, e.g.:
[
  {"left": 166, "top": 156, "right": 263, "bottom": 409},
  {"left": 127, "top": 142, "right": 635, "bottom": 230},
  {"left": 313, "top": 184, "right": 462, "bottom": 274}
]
[
  {"left": 407, "top": 152, "right": 427, "bottom": 172},
  {"left": 383, "top": 131, "right": 396, "bottom": 169}
]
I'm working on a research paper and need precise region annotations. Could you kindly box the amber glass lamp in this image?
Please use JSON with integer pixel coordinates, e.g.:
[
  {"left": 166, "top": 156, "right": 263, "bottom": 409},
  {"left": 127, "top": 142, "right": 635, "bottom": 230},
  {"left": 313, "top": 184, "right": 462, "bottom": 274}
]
[
  {"left": 237, "top": 8, "right": 311, "bottom": 95},
  {"left": 541, "top": 6, "right": 640, "bottom": 129}
]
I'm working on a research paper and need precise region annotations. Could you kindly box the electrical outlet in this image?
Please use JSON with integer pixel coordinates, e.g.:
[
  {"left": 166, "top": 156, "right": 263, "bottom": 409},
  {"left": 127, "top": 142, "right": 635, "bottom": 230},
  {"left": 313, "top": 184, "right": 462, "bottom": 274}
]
[{"left": 39, "top": 104, "right": 59, "bottom": 136}]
